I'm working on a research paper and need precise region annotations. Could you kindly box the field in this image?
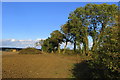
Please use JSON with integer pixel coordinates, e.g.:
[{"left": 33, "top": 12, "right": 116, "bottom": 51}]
[{"left": 2, "top": 51, "right": 86, "bottom": 78}]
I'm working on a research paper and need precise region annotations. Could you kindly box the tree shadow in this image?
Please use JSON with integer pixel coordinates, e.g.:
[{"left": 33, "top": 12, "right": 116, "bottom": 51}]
[
  {"left": 71, "top": 60, "right": 93, "bottom": 80},
  {"left": 71, "top": 60, "right": 120, "bottom": 80}
]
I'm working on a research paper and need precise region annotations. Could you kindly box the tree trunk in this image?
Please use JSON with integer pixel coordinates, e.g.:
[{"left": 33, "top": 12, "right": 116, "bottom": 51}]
[
  {"left": 74, "top": 40, "right": 76, "bottom": 52},
  {"left": 63, "top": 41, "right": 68, "bottom": 54},
  {"left": 91, "top": 23, "right": 105, "bottom": 52},
  {"left": 91, "top": 37, "right": 97, "bottom": 52},
  {"left": 78, "top": 43, "right": 81, "bottom": 53},
  {"left": 82, "top": 45, "right": 85, "bottom": 55},
  {"left": 58, "top": 44, "right": 61, "bottom": 54},
  {"left": 52, "top": 50, "right": 54, "bottom": 53},
  {"left": 76, "top": 42, "right": 81, "bottom": 54},
  {"left": 84, "top": 37, "right": 89, "bottom": 56}
]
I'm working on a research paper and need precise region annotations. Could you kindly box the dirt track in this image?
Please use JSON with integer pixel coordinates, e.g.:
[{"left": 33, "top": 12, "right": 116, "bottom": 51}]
[{"left": 2, "top": 52, "right": 81, "bottom": 78}]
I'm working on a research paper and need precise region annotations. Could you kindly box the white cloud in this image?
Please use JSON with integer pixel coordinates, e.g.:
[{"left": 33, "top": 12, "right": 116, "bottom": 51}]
[
  {"left": 10, "top": 39, "right": 16, "bottom": 42},
  {"left": 0, "top": 39, "right": 41, "bottom": 48}
]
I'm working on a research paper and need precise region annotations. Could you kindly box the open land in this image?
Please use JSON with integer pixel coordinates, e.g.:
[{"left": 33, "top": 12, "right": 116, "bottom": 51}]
[{"left": 2, "top": 51, "right": 86, "bottom": 78}]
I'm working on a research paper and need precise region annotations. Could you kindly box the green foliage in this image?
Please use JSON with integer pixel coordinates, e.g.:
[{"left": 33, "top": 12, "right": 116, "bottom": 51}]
[
  {"left": 61, "top": 22, "right": 74, "bottom": 54},
  {"left": 88, "top": 26, "right": 120, "bottom": 79},
  {"left": 41, "top": 30, "right": 65, "bottom": 53},
  {"left": 86, "top": 3, "right": 118, "bottom": 52},
  {"left": 69, "top": 3, "right": 119, "bottom": 79},
  {"left": 41, "top": 38, "right": 56, "bottom": 53},
  {"left": 50, "top": 30, "right": 65, "bottom": 44},
  {"left": 19, "top": 47, "right": 42, "bottom": 54}
]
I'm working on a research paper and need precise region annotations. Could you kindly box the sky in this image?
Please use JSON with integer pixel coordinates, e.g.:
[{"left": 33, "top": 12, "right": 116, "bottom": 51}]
[
  {"left": 1, "top": 2, "right": 118, "bottom": 48},
  {"left": 2, "top": 0, "right": 120, "bottom": 2}
]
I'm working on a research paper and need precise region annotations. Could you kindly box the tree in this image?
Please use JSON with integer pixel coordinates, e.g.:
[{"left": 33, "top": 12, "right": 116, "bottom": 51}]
[
  {"left": 35, "top": 39, "right": 44, "bottom": 51},
  {"left": 68, "top": 7, "right": 90, "bottom": 55},
  {"left": 67, "top": 3, "right": 118, "bottom": 55},
  {"left": 84, "top": 4, "right": 118, "bottom": 52},
  {"left": 61, "top": 22, "right": 74, "bottom": 54},
  {"left": 50, "top": 30, "right": 65, "bottom": 53},
  {"left": 86, "top": 4, "right": 119, "bottom": 79},
  {"left": 88, "top": 25, "right": 120, "bottom": 79},
  {"left": 41, "top": 30, "right": 64, "bottom": 53},
  {"left": 41, "top": 37, "right": 58, "bottom": 53}
]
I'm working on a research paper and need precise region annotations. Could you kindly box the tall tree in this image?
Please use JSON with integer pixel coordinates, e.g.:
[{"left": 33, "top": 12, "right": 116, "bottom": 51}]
[
  {"left": 68, "top": 3, "right": 118, "bottom": 55},
  {"left": 68, "top": 7, "right": 90, "bottom": 55},
  {"left": 84, "top": 4, "right": 118, "bottom": 52},
  {"left": 61, "top": 22, "right": 74, "bottom": 54}
]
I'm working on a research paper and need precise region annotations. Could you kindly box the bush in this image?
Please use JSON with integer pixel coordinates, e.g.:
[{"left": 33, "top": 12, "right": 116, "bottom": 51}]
[
  {"left": 19, "top": 47, "right": 42, "bottom": 54},
  {"left": 86, "top": 26, "right": 120, "bottom": 79}
]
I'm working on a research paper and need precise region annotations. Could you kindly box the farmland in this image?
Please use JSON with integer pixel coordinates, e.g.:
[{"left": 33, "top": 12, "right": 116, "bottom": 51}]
[{"left": 2, "top": 51, "right": 87, "bottom": 78}]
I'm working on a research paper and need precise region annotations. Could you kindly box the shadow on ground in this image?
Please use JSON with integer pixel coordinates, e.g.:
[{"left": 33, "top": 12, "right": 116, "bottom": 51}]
[
  {"left": 71, "top": 60, "right": 120, "bottom": 80},
  {"left": 71, "top": 60, "right": 93, "bottom": 80}
]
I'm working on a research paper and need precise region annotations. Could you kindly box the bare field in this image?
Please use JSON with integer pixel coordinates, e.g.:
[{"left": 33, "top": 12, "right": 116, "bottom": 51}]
[{"left": 2, "top": 51, "right": 82, "bottom": 78}]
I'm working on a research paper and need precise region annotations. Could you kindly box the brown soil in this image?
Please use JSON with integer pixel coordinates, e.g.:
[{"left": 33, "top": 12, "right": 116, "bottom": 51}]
[{"left": 2, "top": 51, "right": 83, "bottom": 78}]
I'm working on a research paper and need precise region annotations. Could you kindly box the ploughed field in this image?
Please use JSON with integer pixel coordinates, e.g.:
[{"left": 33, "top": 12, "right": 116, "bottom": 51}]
[{"left": 2, "top": 51, "right": 82, "bottom": 78}]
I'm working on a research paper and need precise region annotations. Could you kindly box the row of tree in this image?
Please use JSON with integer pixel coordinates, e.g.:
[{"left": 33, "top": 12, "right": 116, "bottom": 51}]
[{"left": 36, "top": 3, "right": 118, "bottom": 56}]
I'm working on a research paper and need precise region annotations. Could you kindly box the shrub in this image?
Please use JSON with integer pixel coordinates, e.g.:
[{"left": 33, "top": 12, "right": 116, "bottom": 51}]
[
  {"left": 87, "top": 26, "right": 120, "bottom": 79},
  {"left": 19, "top": 47, "right": 42, "bottom": 54}
]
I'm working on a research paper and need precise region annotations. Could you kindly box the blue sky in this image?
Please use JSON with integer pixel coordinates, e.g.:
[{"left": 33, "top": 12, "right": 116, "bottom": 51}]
[
  {"left": 2, "top": 0, "right": 120, "bottom": 2},
  {"left": 2, "top": 2, "right": 118, "bottom": 48}
]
